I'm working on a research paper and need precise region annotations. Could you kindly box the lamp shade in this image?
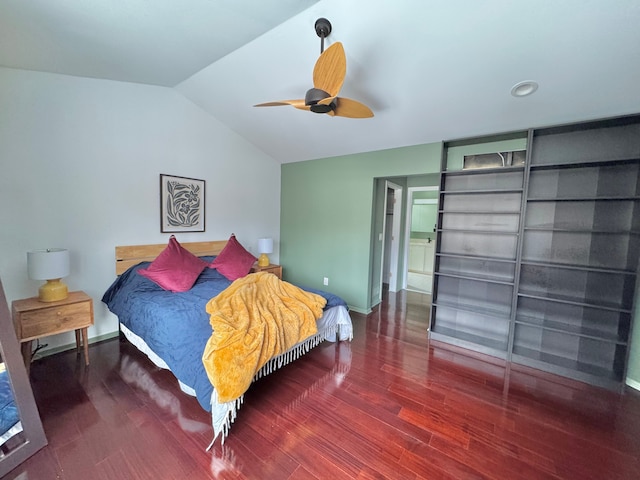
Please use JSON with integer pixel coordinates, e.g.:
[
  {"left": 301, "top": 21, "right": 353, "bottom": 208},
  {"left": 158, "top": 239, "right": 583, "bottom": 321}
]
[
  {"left": 258, "top": 238, "right": 273, "bottom": 254},
  {"left": 257, "top": 238, "right": 273, "bottom": 268},
  {"left": 27, "top": 248, "right": 70, "bottom": 280}
]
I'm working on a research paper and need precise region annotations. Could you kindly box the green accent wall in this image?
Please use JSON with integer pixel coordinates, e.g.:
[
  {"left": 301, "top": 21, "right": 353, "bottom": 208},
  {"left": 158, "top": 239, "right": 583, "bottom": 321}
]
[
  {"left": 411, "top": 204, "right": 438, "bottom": 237},
  {"left": 280, "top": 143, "right": 442, "bottom": 313},
  {"left": 280, "top": 137, "right": 640, "bottom": 390}
]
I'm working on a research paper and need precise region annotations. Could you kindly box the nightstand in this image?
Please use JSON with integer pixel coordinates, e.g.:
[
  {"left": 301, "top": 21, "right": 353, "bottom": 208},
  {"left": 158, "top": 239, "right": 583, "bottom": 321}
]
[
  {"left": 12, "top": 291, "right": 94, "bottom": 373},
  {"left": 250, "top": 263, "right": 283, "bottom": 279}
]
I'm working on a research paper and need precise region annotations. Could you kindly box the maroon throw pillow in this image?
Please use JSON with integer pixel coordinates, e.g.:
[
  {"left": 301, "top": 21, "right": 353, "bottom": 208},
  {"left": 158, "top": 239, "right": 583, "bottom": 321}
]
[
  {"left": 138, "top": 235, "right": 207, "bottom": 292},
  {"left": 209, "top": 234, "right": 257, "bottom": 281}
]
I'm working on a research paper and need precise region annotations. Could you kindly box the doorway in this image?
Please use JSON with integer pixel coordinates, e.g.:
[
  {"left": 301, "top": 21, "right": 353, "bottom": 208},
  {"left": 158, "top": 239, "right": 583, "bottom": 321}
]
[
  {"left": 404, "top": 186, "right": 438, "bottom": 293},
  {"left": 369, "top": 176, "right": 439, "bottom": 311},
  {"left": 370, "top": 180, "right": 403, "bottom": 309},
  {"left": 383, "top": 182, "right": 402, "bottom": 292}
]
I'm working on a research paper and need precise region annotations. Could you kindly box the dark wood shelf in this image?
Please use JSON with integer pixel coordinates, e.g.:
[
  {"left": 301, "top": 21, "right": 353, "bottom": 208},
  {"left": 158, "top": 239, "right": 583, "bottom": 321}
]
[
  {"left": 440, "top": 188, "right": 523, "bottom": 195},
  {"left": 435, "top": 270, "right": 515, "bottom": 285},
  {"left": 437, "top": 252, "right": 516, "bottom": 264},
  {"left": 439, "top": 228, "right": 519, "bottom": 235},
  {"left": 519, "top": 259, "right": 637, "bottom": 275},
  {"left": 439, "top": 209, "right": 522, "bottom": 215},
  {"left": 523, "top": 227, "right": 640, "bottom": 235},
  {"left": 514, "top": 314, "right": 627, "bottom": 345},
  {"left": 527, "top": 195, "right": 640, "bottom": 202},
  {"left": 529, "top": 157, "right": 640, "bottom": 170},
  {"left": 432, "top": 300, "right": 511, "bottom": 321},
  {"left": 430, "top": 325, "right": 508, "bottom": 352},
  {"left": 511, "top": 346, "right": 622, "bottom": 382},
  {"left": 517, "top": 290, "right": 631, "bottom": 313}
]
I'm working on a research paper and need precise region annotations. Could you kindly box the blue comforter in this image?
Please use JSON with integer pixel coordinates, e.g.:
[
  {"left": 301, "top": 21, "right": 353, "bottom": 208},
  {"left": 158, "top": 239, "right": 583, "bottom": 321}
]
[
  {"left": 0, "top": 369, "right": 19, "bottom": 437},
  {"left": 102, "top": 260, "right": 345, "bottom": 411}
]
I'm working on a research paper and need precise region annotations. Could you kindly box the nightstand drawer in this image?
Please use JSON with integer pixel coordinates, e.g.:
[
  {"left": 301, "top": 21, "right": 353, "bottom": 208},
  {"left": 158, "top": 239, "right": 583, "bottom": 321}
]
[{"left": 19, "top": 301, "right": 92, "bottom": 340}]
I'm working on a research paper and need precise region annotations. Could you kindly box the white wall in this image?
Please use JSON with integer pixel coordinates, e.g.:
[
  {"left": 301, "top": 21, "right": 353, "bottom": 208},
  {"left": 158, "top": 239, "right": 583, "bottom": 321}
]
[{"left": 0, "top": 67, "right": 281, "bottom": 352}]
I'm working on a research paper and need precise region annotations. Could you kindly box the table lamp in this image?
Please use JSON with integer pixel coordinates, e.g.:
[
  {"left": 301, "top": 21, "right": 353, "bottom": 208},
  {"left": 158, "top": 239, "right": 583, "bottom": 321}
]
[
  {"left": 257, "top": 238, "right": 273, "bottom": 267},
  {"left": 27, "top": 248, "right": 70, "bottom": 302}
]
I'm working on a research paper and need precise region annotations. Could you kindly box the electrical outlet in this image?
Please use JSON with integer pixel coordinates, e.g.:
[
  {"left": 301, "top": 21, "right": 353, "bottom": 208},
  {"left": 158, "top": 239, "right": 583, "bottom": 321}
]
[{"left": 323, "top": 277, "right": 329, "bottom": 286}]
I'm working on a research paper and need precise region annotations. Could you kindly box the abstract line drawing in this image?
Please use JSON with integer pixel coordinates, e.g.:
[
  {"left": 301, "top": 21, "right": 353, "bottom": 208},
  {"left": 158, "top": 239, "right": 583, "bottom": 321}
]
[{"left": 160, "top": 174, "right": 205, "bottom": 232}]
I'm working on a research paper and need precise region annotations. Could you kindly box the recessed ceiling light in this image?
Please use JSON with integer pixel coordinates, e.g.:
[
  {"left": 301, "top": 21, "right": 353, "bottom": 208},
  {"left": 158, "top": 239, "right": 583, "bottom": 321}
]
[{"left": 511, "top": 80, "right": 539, "bottom": 97}]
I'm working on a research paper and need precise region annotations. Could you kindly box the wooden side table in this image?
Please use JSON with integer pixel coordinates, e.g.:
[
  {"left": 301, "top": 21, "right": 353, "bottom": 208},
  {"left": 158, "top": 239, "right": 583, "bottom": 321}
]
[
  {"left": 250, "top": 263, "right": 283, "bottom": 280},
  {"left": 11, "top": 291, "right": 94, "bottom": 373}
]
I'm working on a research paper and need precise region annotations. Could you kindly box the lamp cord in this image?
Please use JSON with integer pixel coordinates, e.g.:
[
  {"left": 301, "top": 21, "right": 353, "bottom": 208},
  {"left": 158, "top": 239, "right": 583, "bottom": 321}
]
[{"left": 31, "top": 340, "right": 47, "bottom": 361}]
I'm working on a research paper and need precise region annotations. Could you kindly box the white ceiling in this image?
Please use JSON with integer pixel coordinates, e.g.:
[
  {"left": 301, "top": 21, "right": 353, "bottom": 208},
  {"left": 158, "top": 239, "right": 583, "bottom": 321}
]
[{"left": 2, "top": 0, "right": 640, "bottom": 164}]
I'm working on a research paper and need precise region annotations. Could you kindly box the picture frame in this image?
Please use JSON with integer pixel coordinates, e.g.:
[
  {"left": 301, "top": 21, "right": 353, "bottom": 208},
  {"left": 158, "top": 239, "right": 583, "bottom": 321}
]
[{"left": 160, "top": 174, "right": 205, "bottom": 233}]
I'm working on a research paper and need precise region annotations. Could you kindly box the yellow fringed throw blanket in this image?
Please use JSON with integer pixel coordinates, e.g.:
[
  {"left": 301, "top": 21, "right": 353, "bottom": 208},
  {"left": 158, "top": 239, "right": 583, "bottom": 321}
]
[{"left": 202, "top": 272, "right": 326, "bottom": 403}]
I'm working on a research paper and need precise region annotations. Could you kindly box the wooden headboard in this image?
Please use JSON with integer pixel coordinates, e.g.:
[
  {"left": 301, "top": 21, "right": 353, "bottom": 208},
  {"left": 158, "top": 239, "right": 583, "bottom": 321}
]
[{"left": 115, "top": 239, "right": 228, "bottom": 275}]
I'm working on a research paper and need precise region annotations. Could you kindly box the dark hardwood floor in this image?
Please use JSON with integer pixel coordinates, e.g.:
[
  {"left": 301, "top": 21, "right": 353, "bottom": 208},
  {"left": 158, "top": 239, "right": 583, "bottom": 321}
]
[{"left": 6, "top": 290, "right": 640, "bottom": 479}]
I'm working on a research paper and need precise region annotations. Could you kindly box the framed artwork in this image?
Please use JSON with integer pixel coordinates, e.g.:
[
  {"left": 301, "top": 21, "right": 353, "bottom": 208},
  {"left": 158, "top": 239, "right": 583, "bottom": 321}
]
[{"left": 160, "top": 174, "right": 205, "bottom": 233}]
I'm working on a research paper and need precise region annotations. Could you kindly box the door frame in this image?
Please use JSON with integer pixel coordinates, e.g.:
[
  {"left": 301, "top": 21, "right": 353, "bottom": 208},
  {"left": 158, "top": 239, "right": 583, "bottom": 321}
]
[
  {"left": 385, "top": 181, "right": 403, "bottom": 292},
  {"left": 403, "top": 186, "right": 439, "bottom": 290},
  {"left": 369, "top": 179, "right": 404, "bottom": 309}
]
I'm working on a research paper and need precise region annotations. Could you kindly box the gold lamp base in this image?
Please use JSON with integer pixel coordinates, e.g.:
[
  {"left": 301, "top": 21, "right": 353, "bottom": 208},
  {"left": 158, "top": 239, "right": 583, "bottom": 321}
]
[
  {"left": 257, "top": 253, "right": 270, "bottom": 267},
  {"left": 38, "top": 279, "right": 68, "bottom": 302}
]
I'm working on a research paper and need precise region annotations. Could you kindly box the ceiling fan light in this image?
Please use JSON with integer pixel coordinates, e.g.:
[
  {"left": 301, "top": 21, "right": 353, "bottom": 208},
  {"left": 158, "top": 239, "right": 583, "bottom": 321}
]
[
  {"left": 310, "top": 102, "right": 335, "bottom": 114},
  {"left": 511, "top": 80, "right": 538, "bottom": 97}
]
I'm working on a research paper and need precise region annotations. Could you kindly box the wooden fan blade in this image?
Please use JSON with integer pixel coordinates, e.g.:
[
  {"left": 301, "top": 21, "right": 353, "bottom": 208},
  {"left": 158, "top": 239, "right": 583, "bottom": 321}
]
[
  {"left": 254, "top": 99, "right": 306, "bottom": 108},
  {"left": 333, "top": 97, "right": 374, "bottom": 118},
  {"left": 313, "top": 42, "right": 346, "bottom": 97}
]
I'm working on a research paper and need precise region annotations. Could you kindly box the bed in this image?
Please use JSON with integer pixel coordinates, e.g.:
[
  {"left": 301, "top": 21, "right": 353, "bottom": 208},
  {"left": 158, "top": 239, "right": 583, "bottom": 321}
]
[{"left": 102, "top": 237, "right": 353, "bottom": 446}]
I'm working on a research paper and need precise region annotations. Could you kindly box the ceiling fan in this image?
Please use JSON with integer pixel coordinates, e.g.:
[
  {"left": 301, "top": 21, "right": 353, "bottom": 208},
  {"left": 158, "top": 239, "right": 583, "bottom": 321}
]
[{"left": 254, "top": 18, "right": 374, "bottom": 118}]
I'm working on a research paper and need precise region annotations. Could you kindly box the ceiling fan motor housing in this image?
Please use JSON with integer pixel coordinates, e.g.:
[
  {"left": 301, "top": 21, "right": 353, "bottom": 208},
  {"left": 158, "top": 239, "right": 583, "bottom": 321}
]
[
  {"left": 315, "top": 18, "right": 332, "bottom": 38},
  {"left": 305, "top": 87, "right": 336, "bottom": 113}
]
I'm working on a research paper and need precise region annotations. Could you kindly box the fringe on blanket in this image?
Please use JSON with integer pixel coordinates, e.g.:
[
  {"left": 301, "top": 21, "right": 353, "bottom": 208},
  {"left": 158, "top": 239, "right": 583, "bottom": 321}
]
[{"left": 206, "top": 324, "right": 339, "bottom": 450}]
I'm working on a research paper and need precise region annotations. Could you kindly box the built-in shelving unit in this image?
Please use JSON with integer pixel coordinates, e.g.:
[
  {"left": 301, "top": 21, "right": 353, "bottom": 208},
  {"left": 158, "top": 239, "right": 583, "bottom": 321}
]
[
  {"left": 513, "top": 118, "right": 640, "bottom": 388},
  {"left": 431, "top": 138, "right": 527, "bottom": 358},
  {"left": 430, "top": 116, "right": 640, "bottom": 390}
]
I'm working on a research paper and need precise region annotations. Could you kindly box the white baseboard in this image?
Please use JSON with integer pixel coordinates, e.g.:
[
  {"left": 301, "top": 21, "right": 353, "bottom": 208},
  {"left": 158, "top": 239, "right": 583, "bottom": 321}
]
[
  {"left": 625, "top": 377, "right": 640, "bottom": 392},
  {"left": 35, "top": 331, "right": 120, "bottom": 359}
]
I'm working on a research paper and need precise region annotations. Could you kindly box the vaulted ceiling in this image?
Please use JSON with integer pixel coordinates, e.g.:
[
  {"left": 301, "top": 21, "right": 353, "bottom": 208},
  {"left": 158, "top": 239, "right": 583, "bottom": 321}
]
[{"left": 2, "top": 0, "right": 639, "bottom": 163}]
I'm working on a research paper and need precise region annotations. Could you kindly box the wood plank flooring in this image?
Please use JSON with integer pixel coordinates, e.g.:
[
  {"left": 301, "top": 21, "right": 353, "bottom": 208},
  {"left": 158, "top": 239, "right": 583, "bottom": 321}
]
[{"left": 5, "top": 289, "right": 640, "bottom": 479}]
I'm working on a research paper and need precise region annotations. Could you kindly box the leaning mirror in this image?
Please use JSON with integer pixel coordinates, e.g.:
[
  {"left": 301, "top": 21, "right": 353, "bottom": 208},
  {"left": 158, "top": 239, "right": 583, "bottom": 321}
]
[{"left": 0, "top": 278, "right": 47, "bottom": 476}]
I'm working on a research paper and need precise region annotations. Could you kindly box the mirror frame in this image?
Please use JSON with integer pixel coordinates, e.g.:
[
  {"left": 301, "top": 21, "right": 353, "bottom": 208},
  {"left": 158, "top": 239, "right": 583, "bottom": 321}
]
[{"left": 0, "top": 278, "right": 47, "bottom": 476}]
